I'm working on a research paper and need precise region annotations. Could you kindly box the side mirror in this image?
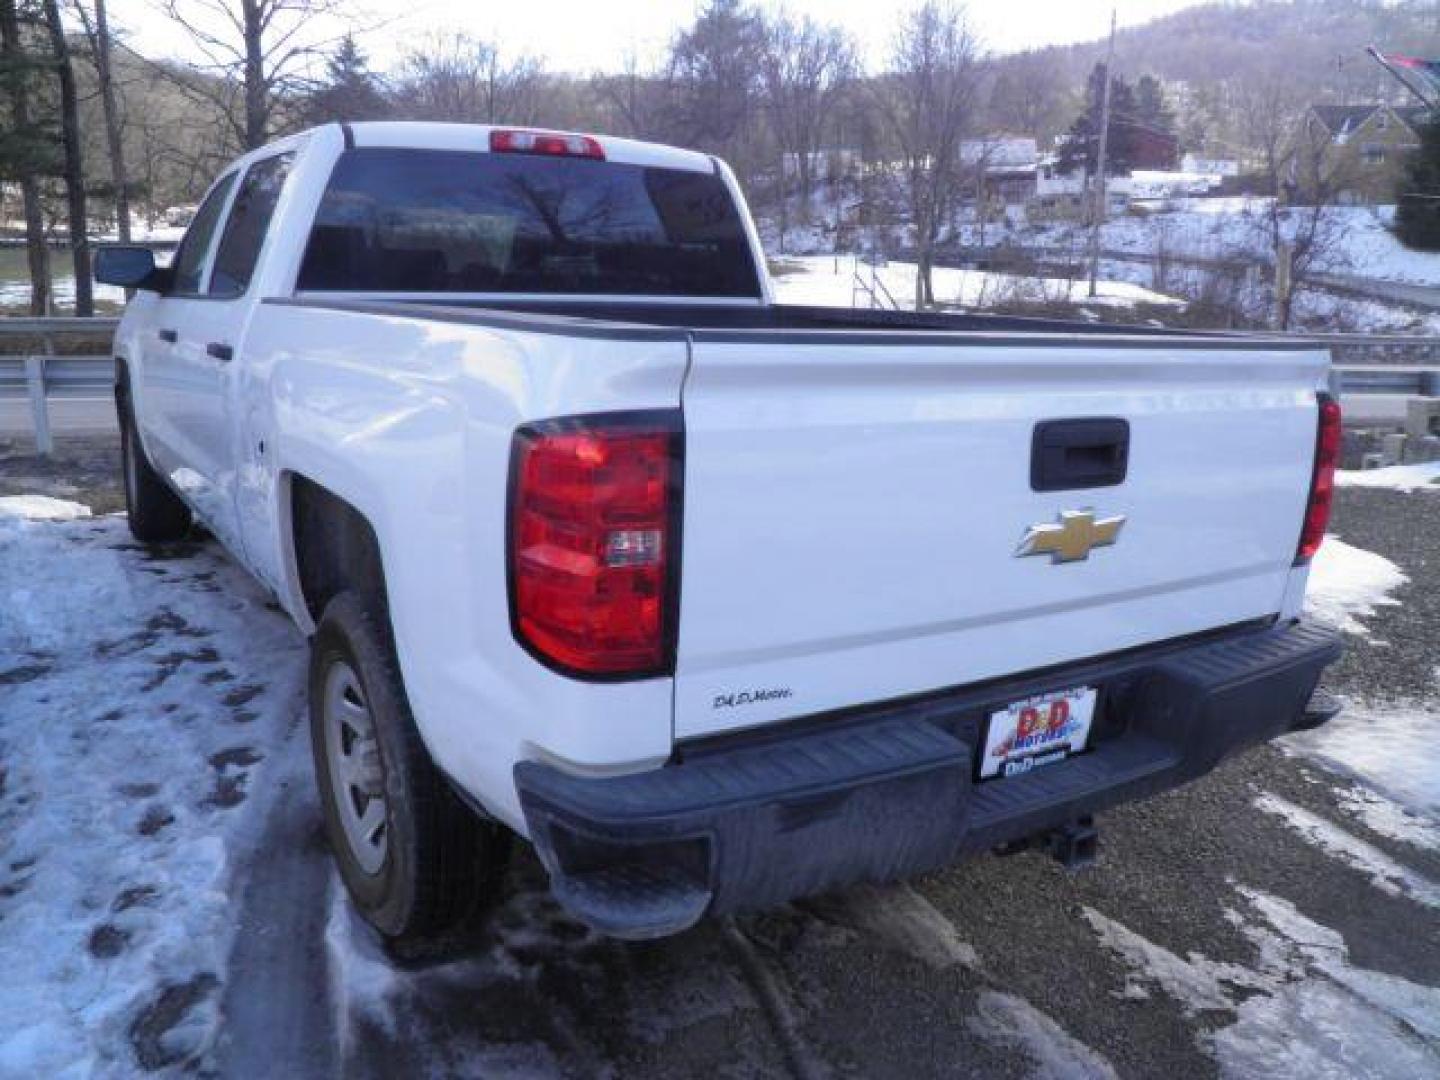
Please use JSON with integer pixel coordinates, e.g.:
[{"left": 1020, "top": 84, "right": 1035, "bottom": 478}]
[{"left": 95, "top": 246, "right": 171, "bottom": 292}]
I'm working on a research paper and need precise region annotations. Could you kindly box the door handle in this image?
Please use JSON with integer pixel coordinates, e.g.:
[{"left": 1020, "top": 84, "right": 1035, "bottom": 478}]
[
  {"left": 1031, "top": 418, "right": 1130, "bottom": 492},
  {"left": 206, "top": 343, "right": 234, "bottom": 363},
  {"left": 158, "top": 328, "right": 178, "bottom": 343}
]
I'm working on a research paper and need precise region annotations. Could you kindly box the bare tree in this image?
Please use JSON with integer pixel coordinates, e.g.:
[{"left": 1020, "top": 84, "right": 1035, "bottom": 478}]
[
  {"left": 592, "top": 49, "right": 665, "bottom": 141},
  {"left": 760, "top": 12, "right": 855, "bottom": 227},
  {"left": 42, "top": 0, "right": 91, "bottom": 314},
  {"left": 71, "top": 0, "right": 130, "bottom": 240},
  {"left": 663, "top": 0, "right": 767, "bottom": 176},
  {"left": 876, "top": 2, "right": 981, "bottom": 308},
  {"left": 158, "top": 0, "right": 344, "bottom": 150},
  {"left": 392, "top": 33, "right": 547, "bottom": 124},
  {"left": 0, "top": 0, "right": 52, "bottom": 314},
  {"left": 1233, "top": 66, "right": 1352, "bottom": 329},
  {"left": 987, "top": 48, "right": 1067, "bottom": 140}
]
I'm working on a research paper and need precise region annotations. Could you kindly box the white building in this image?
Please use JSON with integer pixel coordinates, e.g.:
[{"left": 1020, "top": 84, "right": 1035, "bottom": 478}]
[{"left": 1180, "top": 154, "right": 1240, "bottom": 177}]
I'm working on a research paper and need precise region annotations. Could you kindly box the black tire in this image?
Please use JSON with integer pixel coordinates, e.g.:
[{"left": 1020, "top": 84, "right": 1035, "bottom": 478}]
[
  {"left": 309, "top": 591, "right": 510, "bottom": 955},
  {"left": 118, "top": 389, "right": 192, "bottom": 543}
]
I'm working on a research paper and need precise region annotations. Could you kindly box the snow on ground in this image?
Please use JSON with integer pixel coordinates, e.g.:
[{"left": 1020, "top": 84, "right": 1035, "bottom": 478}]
[
  {"left": 1293, "top": 530, "right": 1440, "bottom": 837},
  {"left": 1253, "top": 794, "right": 1440, "bottom": 909},
  {"left": 1086, "top": 885, "right": 1440, "bottom": 1078},
  {"left": 0, "top": 275, "right": 126, "bottom": 311},
  {"left": 1303, "top": 535, "right": 1407, "bottom": 638},
  {"left": 0, "top": 503, "right": 306, "bottom": 1075},
  {"left": 1319, "top": 205, "right": 1440, "bottom": 287},
  {"left": 0, "top": 494, "right": 94, "bottom": 521},
  {"left": 1026, "top": 200, "right": 1439, "bottom": 288},
  {"left": 1336, "top": 785, "right": 1440, "bottom": 853},
  {"left": 1090, "top": 253, "right": 1440, "bottom": 334},
  {"left": 1337, "top": 463, "right": 1440, "bottom": 494},
  {"left": 1284, "top": 700, "right": 1440, "bottom": 823},
  {"left": 769, "top": 254, "right": 1183, "bottom": 311},
  {"left": 968, "top": 992, "right": 1118, "bottom": 1080}
]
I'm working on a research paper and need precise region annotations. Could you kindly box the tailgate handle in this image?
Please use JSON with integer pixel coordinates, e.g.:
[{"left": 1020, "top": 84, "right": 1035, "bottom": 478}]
[{"left": 1031, "top": 418, "right": 1129, "bottom": 492}]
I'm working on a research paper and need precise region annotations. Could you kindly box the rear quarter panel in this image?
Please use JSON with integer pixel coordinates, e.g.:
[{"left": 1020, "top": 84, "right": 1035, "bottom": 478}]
[{"left": 236, "top": 304, "right": 690, "bottom": 831}]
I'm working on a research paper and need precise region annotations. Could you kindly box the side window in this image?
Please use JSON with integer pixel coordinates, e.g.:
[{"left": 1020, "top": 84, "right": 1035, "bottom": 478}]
[
  {"left": 209, "top": 152, "right": 295, "bottom": 297},
  {"left": 170, "top": 172, "right": 238, "bottom": 295}
]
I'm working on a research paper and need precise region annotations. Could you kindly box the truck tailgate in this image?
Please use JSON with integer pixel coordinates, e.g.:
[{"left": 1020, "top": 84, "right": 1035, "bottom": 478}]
[{"left": 673, "top": 334, "right": 1328, "bottom": 739}]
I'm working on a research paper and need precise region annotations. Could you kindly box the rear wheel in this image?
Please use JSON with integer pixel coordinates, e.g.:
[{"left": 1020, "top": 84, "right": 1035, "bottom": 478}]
[
  {"left": 309, "top": 591, "right": 510, "bottom": 955},
  {"left": 118, "top": 390, "right": 191, "bottom": 543}
]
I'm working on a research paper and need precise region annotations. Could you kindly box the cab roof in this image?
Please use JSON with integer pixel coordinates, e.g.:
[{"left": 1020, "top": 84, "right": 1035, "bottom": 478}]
[{"left": 343, "top": 121, "right": 718, "bottom": 174}]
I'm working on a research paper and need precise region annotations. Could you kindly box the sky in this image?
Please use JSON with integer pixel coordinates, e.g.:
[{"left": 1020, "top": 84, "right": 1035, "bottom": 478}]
[{"left": 110, "top": 0, "right": 1208, "bottom": 75}]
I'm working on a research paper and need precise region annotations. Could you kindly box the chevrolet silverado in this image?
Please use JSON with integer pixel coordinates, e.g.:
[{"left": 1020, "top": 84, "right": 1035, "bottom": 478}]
[{"left": 95, "top": 122, "right": 1343, "bottom": 948}]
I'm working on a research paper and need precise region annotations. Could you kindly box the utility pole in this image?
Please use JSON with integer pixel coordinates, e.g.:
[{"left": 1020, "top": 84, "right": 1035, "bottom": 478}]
[{"left": 1087, "top": 8, "right": 1117, "bottom": 299}]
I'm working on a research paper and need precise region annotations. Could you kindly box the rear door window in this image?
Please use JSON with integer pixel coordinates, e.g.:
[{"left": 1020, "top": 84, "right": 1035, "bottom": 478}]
[
  {"left": 170, "top": 172, "right": 238, "bottom": 295},
  {"left": 297, "top": 148, "right": 760, "bottom": 298},
  {"left": 209, "top": 152, "right": 295, "bottom": 297}
]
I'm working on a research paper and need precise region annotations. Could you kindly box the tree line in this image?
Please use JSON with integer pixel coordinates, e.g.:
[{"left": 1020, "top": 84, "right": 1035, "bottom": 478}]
[
  {"left": 2, "top": 0, "right": 989, "bottom": 311},
  {"left": 2, "top": 0, "right": 1436, "bottom": 318}
]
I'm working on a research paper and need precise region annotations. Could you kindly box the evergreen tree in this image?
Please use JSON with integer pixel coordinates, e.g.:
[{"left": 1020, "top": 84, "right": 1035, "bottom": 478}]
[
  {"left": 304, "top": 34, "right": 388, "bottom": 124},
  {"left": 1056, "top": 63, "right": 1137, "bottom": 177},
  {"left": 663, "top": 0, "right": 767, "bottom": 172},
  {"left": 1395, "top": 114, "right": 1440, "bottom": 251},
  {"left": 1133, "top": 75, "right": 1176, "bottom": 140},
  {"left": 0, "top": 0, "right": 56, "bottom": 314}
]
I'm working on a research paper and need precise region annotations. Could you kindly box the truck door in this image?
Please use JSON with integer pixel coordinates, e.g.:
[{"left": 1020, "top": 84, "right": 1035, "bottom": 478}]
[
  {"left": 145, "top": 152, "right": 294, "bottom": 556},
  {"left": 140, "top": 170, "right": 237, "bottom": 495}
]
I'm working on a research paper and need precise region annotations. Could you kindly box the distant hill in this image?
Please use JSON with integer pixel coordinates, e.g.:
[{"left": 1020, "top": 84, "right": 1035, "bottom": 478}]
[{"left": 987, "top": 0, "right": 1440, "bottom": 147}]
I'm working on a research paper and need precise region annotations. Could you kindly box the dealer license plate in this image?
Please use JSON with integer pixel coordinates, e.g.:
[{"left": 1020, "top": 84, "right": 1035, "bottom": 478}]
[{"left": 980, "top": 686, "right": 1097, "bottom": 780}]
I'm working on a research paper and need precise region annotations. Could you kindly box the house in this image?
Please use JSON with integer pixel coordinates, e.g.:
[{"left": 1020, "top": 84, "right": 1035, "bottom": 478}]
[
  {"left": 960, "top": 137, "right": 1040, "bottom": 204},
  {"left": 1127, "top": 126, "right": 1180, "bottom": 171},
  {"left": 1300, "top": 104, "right": 1429, "bottom": 203}
]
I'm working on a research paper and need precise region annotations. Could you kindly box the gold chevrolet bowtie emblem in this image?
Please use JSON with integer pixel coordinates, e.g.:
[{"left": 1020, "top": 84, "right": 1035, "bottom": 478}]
[{"left": 1016, "top": 510, "right": 1126, "bottom": 563}]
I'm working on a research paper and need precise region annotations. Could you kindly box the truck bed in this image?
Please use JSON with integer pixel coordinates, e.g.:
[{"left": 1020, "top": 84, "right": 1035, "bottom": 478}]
[{"left": 272, "top": 296, "right": 1301, "bottom": 346}]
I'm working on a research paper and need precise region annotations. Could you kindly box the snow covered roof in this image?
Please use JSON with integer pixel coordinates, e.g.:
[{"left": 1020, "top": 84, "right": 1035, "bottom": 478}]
[
  {"left": 959, "top": 137, "right": 1039, "bottom": 167},
  {"left": 1309, "top": 104, "right": 1430, "bottom": 142}
]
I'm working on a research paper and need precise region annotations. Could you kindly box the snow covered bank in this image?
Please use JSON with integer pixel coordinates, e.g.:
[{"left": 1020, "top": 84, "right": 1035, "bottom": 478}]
[
  {"left": 769, "top": 255, "right": 1182, "bottom": 311},
  {"left": 1029, "top": 201, "right": 1440, "bottom": 289},
  {"left": 0, "top": 508, "right": 306, "bottom": 1075}
]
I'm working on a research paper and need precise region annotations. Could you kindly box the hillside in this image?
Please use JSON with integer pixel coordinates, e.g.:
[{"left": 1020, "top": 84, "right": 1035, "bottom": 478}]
[{"left": 988, "top": 0, "right": 1440, "bottom": 145}]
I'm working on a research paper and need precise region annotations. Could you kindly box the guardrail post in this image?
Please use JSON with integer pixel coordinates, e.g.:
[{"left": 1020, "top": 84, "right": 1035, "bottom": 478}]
[{"left": 25, "top": 353, "right": 53, "bottom": 457}]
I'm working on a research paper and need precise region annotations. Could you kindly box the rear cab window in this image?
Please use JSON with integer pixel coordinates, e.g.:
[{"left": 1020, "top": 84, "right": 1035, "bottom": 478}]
[{"left": 296, "top": 148, "right": 760, "bottom": 298}]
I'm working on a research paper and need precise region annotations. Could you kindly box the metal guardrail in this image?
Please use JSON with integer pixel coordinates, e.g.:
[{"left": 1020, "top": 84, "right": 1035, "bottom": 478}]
[
  {"left": 0, "top": 318, "right": 117, "bottom": 455},
  {"left": 1335, "top": 365, "right": 1440, "bottom": 396},
  {"left": 1, "top": 318, "right": 1437, "bottom": 456}
]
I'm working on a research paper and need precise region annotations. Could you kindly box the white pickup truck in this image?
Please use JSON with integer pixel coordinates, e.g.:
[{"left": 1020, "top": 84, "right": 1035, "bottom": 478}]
[{"left": 96, "top": 122, "right": 1343, "bottom": 948}]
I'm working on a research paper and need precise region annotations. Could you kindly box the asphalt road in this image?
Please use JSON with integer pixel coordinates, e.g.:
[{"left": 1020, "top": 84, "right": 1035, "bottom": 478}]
[
  {"left": 3, "top": 438, "right": 1436, "bottom": 1079},
  {"left": 0, "top": 395, "right": 118, "bottom": 439}
]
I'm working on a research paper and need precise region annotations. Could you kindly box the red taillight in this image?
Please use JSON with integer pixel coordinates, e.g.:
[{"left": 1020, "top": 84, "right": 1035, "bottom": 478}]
[
  {"left": 1296, "top": 393, "right": 1342, "bottom": 565},
  {"left": 489, "top": 128, "right": 605, "bottom": 160},
  {"left": 509, "top": 413, "right": 680, "bottom": 678}
]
